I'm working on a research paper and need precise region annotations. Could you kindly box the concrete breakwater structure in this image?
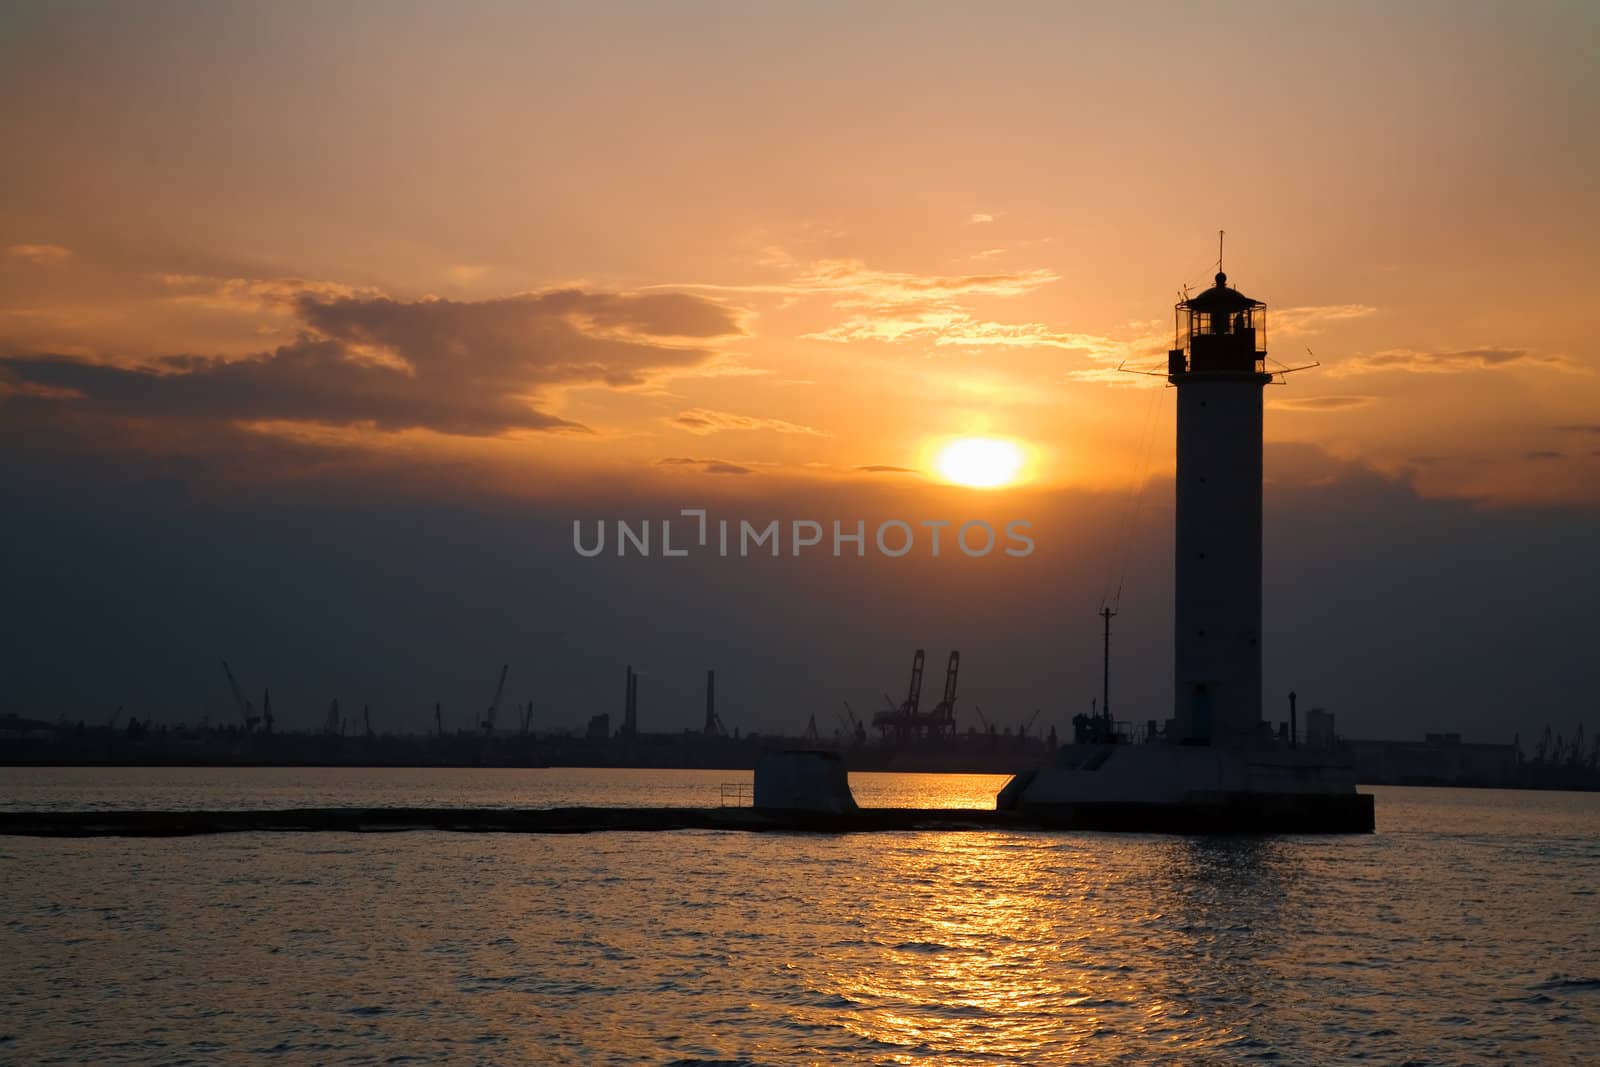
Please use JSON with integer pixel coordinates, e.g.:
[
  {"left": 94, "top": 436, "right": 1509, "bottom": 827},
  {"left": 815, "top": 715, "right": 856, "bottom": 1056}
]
[
  {"left": 0, "top": 801, "right": 1371, "bottom": 838},
  {"left": 0, "top": 806, "right": 1003, "bottom": 838}
]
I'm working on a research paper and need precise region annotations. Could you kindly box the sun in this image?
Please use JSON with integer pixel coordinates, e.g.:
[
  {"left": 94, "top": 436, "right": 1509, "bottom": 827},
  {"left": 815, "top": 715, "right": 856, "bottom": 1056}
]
[{"left": 934, "top": 437, "right": 1026, "bottom": 489}]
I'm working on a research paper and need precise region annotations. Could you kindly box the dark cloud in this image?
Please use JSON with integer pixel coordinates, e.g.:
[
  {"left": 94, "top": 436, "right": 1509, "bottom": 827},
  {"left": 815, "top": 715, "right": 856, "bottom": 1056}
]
[
  {"left": 657, "top": 457, "right": 753, "bottom": 475},
  {"left": 856, "top": 464, "right": 918, "bottom": 473},
  {"left": 4, "top": 439, "right": 1597, "bottom": 750},
  {"left": 2, "top": 341, "right": 582, "bottom": 436},
  {"left": 673, "top": 414, "right": 716, "bottom": 431},
  {"left": 1556, "top": 423, "right": 1600, "bottom": 435},
  {"left": 298, "top": 289, "right": 740, "bottom": 389},
  {"left": 1, "top": 288, "right": 743, "bottom": 436},
  {"left": 1524, "top": 450, "right": 1565, "bottom": 461}
]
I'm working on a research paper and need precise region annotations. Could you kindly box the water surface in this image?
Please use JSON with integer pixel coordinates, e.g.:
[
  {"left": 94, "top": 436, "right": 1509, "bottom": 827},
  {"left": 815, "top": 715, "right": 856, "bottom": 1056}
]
[{"left": 3, "top": 773, "right": 1597, "bottom": 1064}]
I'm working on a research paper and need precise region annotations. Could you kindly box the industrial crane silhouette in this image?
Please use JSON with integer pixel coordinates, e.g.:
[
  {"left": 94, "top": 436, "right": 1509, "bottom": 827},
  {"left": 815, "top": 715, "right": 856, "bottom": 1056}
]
[
  {"left": 482, "top": 664, "right": 508, "bottom": 736},
  {"left": 872, "top": 649, "right": 926, "bottom": 742},
  {"left": 838, "top": 701, "right": 867, "bottom": 745},
  {"left": 925, "top": 652, "right": 961, "bottom": 737},
  {"left": 221, "top": 660, "right": 260, "bottom": 732}
]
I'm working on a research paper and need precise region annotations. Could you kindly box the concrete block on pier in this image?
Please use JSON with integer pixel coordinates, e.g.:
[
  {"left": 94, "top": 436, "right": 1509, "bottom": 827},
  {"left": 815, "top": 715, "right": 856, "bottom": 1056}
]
[{"left": 754, "top": 750, "right": 858, "bottom": 813}]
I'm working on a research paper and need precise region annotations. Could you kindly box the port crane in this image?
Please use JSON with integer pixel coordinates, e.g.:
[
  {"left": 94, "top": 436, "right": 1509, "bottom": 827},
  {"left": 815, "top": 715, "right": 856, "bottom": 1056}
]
[
  {"left": 924, "top": 651, "right": 960, "bottom": 738},
  {"left": 973, "top": 704, "right": 995, "bottom": 736},
  {"left": 323, "top": 698, "right": 341, "bottom": 736},
  {"left": 221, "top": 660, "right": 261, "bottom": 732},
  {"left": 703, "top": 670, "right": 728, "bottom": 737},
  {"left": 839, "top": 701, "right": 867, "bottom": 745},
  {"left": 434, "top": 702, "right": 445, "bottom": 737},
  {"left": 482, "top": 664, "right": 508, "bottom": 736},
  {"left": 872, "top": 649, "right": 927, "bottom": 741},
  {"left": 1020, "top": 708, "right": 1042, "bottom": 739}
]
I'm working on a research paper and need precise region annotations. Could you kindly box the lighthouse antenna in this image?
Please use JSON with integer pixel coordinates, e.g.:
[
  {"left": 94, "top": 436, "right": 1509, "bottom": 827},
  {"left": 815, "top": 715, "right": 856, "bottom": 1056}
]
[
  {"left": 1218, "top": 229, "right": 1225, "bottom": 275},
  {"left": 1099, "top": 604, "right": 1116, "bottom": 737}
]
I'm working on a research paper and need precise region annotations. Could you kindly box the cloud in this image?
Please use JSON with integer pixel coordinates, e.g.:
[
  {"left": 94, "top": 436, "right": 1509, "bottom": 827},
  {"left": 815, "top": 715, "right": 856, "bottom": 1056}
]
[
  {"left": 1060, "top": 367, "right": 1154, "bottom": 386},
  {"left": 856, "top": 464, "right": 918, "bottom": 473},
  {"left": 2, "top": 287, "right": 745, "bottom": 436},
  {"left": 155, "top": 273, "right": 382, "bottom": 313},
  {"left": 1330, "top": 346, "right": 1579, "bottom": 376},
  {"left": 671, "top": 408, "right": 823, "bottom": 436},
  {"left": 805, "top": 309, "right": 1126, "bottom": 354},
  {"left": 796, "top": 260, "right": 1057, "bottom": 307},
  {"left": 969, "top": 213, "right": 996, "bottom": 224},
  {"left": 300, "top": 289, "right": 742, "bottom": 386},
  {"left": 3, "top": 342, "right": 583, "bottom": 436},
  {"left": 663, "top": 259, "right": 1057, "bottom": 308},
  {"left": 664, "top": 255, "right": 1160, "bottom": 385},
  {"left": 1271, "top": 394, "right": 1378, "bottom": 411},
  {"left": 661, "top": 256, "right": 1113, "bottom": 370},
  {"left": 5, "top": 244, "right": 72, "bottom": 264},
  {"left": 1524, "top": 450, "right": 1566, "bottom": 461},
  {"left": 1556, "top": 423, "right": 1600, "bottom": 435},
  {"left": 657, "top": 456, "right": 753, "bottom": 475},
  {"left": 1271, "top": 304, "right": 1377, "bottom": 335},
  {"left": 776, "top": 259, "right": 1176, "bottom": 385}
]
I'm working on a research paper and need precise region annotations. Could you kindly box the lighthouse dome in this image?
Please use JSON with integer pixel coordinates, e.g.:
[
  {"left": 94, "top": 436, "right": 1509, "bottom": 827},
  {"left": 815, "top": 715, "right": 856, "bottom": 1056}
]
[{"left": 1183, "top": 272, "right": 1261, "bottom": 312}]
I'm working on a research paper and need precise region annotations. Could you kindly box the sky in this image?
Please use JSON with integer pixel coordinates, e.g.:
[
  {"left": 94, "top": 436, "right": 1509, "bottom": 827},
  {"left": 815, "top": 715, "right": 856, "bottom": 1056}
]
[{"left": 2, "top": 2, "right": 1597, "bottom": 745}]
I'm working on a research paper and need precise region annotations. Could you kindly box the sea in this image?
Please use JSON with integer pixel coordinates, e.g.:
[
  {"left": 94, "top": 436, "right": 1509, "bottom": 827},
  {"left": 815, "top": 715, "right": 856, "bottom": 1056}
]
[{"left": 2, "top": 768, "right": 1597, "bottom": 1065}]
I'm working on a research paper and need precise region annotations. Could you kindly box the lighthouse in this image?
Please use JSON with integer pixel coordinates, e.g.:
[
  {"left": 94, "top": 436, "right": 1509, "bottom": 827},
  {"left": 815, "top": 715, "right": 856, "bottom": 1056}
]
[
  {"left": 1167, "top": 271, "right": 1272, "bottom": 744},
  {"left": 997, "top": 257, "right": 1374, "bottom": 832}
]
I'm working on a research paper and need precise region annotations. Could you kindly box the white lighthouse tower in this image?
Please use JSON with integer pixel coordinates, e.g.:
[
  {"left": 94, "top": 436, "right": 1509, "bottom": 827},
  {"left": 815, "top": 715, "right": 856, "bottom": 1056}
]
[
  {"left": 1168, "top": 270, "right": 1271, "bottom": 744},
  {"left": 999, "top": 258, "right": 1373, "bottom": 832}
]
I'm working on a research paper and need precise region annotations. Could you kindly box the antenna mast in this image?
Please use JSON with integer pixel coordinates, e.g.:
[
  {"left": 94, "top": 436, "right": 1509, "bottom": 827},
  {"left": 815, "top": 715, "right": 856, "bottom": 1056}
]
[{"left": 1099, "top": 604, "right": 1116, "bottom": 736}]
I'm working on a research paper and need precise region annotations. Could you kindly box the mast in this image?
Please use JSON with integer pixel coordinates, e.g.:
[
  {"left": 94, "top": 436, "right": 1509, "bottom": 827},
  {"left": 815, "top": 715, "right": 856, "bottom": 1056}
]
[{"left": 1099, "top": 605, "right": 1115, "bottom": 736}]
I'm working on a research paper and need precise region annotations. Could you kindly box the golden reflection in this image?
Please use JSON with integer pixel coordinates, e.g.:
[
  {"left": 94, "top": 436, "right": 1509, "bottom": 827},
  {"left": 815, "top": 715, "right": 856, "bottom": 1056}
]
[{"left": 777, "top": 832, "right": 1304, "bottom": 1063}]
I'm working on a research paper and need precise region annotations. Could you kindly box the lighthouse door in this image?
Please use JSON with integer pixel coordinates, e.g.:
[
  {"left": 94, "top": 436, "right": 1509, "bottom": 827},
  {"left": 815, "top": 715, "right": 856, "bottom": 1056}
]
[{"left": 1191, "top": 684, "right": 1214, "bottom": 743}]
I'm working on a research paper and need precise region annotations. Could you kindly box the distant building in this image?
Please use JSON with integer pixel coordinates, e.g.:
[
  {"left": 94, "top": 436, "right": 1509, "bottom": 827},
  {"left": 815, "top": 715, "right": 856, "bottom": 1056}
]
[
  {"left": 1305, "top": 707, "right": 1337, "bottom": 748},
  {"left": 1344, "top": 733, "right": 1519, "bottom": 787}
]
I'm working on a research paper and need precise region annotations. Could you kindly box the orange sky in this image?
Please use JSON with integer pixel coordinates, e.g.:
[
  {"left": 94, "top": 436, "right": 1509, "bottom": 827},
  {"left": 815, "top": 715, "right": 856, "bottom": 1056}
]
[{"left": 3, "top": 1, "right": 1598, "bottom": 507}]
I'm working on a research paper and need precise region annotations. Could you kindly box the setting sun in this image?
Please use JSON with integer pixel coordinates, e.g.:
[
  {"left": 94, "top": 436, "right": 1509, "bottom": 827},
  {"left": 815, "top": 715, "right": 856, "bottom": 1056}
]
[{"left": 934, "top": 437, "right": 1026, "bottom": 489}]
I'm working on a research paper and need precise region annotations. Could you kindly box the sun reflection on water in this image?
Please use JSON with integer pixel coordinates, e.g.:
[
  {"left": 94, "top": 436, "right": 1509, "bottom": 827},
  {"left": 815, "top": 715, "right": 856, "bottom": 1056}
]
[{"left": 775, "top": 832, "right": 1311, "bottom": 1063}]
